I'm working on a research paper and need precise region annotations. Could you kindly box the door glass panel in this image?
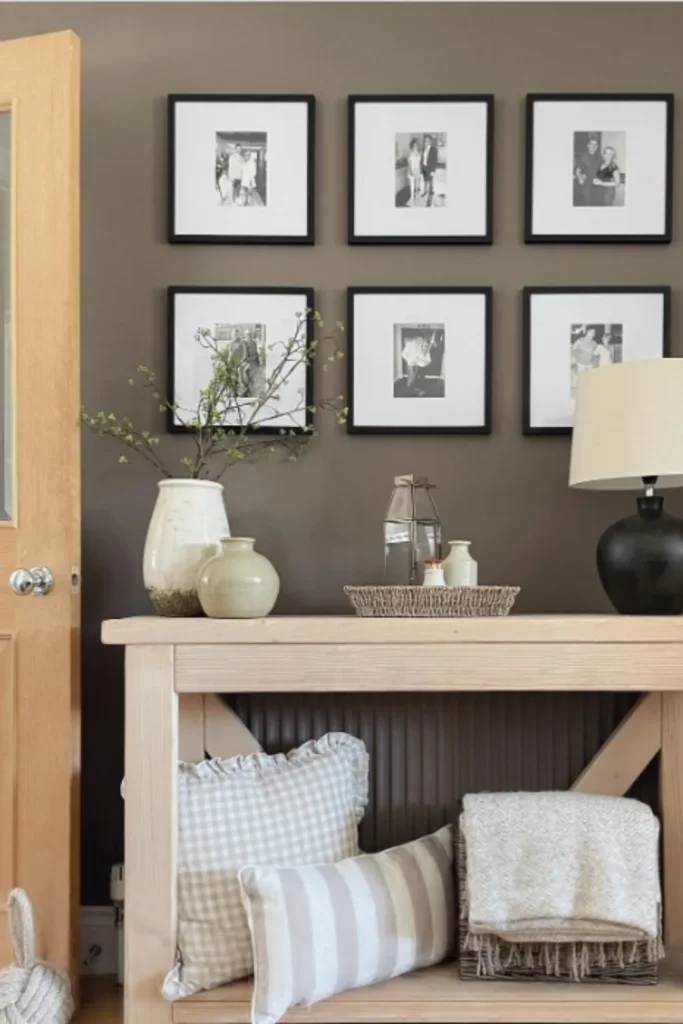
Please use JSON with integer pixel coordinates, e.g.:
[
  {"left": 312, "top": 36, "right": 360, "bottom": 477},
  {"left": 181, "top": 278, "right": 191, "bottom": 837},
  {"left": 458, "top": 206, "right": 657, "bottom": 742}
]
[{"left": 0, "top": 111, "right": 11, "bottom": 520}]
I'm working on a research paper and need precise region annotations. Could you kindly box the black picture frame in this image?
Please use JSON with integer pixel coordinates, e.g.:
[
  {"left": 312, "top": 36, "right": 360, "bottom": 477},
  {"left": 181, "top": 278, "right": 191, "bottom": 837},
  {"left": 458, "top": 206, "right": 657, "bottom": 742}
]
[
  {"left": 348, "top": 95, "right": 494, "bottom": 245},
  {"left": 168, "top": 94, "right": 316, "bottom": 245},
  {"left": 347, "top": 286, "right": 493, "bottom": 435},
  {"left": 167, "top": 286, "right": 315, "bottom": 436},
  {"left": 525, "top": 93, "right": 674, "bottom": 244},
  {"left": 522, "top": 285, "right": 672, "bottom": 436}
]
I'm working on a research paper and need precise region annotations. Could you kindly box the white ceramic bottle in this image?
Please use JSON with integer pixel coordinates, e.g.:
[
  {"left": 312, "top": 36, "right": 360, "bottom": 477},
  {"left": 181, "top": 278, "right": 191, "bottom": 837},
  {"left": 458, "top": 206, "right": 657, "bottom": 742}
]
[
  {"left": 443, "top": 540, "right": 478, "bottom": 587},
  {"left": 143, "top": 479, "right": 230, "bottom": 616}
]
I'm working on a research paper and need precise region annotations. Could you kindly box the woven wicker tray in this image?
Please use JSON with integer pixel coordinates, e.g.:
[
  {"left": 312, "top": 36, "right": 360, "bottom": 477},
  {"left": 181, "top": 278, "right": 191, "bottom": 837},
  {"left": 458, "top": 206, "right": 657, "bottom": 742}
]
[{"left": 344, "top": 585, "right": 520, "bottom": 618}]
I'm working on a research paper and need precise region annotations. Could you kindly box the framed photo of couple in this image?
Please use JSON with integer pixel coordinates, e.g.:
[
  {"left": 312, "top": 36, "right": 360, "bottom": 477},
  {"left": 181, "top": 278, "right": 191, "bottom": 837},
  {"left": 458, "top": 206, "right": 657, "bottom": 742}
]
[
  {"left": 523, "top": 286, "right": 671, "bottom": 435},
  {"left": 168, "top": 95, "right": 315, "bottom": 244},
  {"left": 348, "top": 95, "right": 494, "bottom": 244},
  {"left": 526, "top": 93, "right": 674, "bottom": 243}
]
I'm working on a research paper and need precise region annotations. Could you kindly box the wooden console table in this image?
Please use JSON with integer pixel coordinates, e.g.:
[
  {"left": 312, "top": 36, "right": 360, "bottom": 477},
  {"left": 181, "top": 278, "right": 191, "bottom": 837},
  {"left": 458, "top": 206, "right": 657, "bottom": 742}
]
[{"left": 102, "top": 615, "right": 683, "bottom": 1023}]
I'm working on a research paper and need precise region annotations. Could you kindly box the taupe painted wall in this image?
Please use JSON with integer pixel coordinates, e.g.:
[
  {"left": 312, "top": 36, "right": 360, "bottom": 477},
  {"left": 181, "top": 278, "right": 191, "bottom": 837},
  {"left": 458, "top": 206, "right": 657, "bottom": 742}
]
[{"left": 3, "top": 2, "right": 682, "bottom": 903}]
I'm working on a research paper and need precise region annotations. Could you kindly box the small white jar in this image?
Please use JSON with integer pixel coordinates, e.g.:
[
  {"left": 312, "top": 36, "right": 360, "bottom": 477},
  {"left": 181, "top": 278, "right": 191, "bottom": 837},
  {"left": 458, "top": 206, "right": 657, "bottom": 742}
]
[
  {"left": 443, "top": 540, "right": 478, "bottom": 587},
  {"left": 422, "top": 559, "right": 445, "bottom": 586}
]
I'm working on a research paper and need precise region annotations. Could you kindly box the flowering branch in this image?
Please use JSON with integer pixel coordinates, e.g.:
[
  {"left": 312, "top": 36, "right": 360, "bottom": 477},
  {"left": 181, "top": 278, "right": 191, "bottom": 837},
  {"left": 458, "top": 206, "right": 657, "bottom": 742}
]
[{"left": 81, "top": 310, "right": 347, "bottom": 480}]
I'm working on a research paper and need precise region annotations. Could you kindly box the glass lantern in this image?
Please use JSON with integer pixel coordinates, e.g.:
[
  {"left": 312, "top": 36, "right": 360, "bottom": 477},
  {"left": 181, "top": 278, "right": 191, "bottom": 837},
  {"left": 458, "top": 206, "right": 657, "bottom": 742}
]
[{"left": 384, "top": 474, "right": 442, "bottom": 586}]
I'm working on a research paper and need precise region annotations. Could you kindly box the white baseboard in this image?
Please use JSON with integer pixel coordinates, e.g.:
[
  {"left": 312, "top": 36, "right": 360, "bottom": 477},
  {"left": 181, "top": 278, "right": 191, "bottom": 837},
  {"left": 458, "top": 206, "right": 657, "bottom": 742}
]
[{"left": 80, "top": 906, "right": 119, "bottom": 976}]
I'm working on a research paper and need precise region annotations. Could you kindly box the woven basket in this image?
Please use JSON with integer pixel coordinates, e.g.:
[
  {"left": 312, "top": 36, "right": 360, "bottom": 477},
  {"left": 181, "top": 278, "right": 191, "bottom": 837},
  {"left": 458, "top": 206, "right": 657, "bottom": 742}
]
[
  {"left": 457, "top": 826, "right": 659, "bottom": 985},
  {"left": 344, "top": 585, "right": 520, "bottom": 618}
]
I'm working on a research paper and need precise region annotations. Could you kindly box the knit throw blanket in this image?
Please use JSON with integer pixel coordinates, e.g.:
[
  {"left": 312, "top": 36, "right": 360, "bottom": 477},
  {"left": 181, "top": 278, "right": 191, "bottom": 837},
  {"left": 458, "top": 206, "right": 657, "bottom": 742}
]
[{"left": 461, "top": 792, "right": 662, "bottom": 978}]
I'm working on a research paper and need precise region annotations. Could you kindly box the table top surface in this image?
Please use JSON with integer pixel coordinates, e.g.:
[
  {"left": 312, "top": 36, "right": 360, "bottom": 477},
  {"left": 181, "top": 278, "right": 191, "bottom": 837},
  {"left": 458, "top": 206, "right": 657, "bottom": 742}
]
[{"left": 102, "top": 614, "right": 683, "bottom": 646}]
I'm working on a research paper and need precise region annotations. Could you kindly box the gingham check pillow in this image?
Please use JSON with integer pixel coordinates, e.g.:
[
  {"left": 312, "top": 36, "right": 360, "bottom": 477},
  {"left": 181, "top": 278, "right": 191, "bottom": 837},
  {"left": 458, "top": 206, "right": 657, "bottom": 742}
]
[{"left": 162, "top": 732, "right": 369, "bottom": 1000}]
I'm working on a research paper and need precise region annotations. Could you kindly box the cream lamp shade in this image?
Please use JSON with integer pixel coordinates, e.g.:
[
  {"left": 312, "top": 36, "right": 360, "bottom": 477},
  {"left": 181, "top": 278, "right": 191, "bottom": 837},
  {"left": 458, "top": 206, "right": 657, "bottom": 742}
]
[{"left": 569, "top": 359, "right": 683, "bottom": 491}]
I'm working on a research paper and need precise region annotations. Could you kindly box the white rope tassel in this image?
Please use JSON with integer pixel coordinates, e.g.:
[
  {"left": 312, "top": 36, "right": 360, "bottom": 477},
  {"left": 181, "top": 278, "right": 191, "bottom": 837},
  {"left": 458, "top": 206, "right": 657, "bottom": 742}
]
[{"left": 0, "top": 889, "right": 74, "bottom": 1023}]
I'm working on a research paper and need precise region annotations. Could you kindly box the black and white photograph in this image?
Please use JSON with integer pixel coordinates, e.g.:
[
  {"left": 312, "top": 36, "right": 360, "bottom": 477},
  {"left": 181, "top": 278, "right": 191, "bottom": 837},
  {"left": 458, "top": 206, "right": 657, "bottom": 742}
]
[
  {"left": 573, "top": 132, "right": 625, "bottom": 208},
  {"left": 347, "top": 287, "right": 491, "bottom": 434},
  {"left": 168, "top": 287, "right": 314, "bottom": 434},
  {"left": 570, "top": 322, "right": 622, "bottom": 396},
  {"left": 395, "top": 133, "right": 447, "bottom": 208},
  {"left": 169, "top": 95, "right": 315, "bottom": 243},
  {"left": 394, "top": 323, "right": 446, "bottom": 397},
  {"left": 215, "top": 132, "right": 267, "bottom": 207},
  {"left": 213, "top": 322, "right": 266, "bottom": 397},
  {"left": 526, "top": 94, "right": 673, "bottom": 243},
  {"left": 349, "top": 96, "right": 493, "bottom": 244},
  {"left": 524, "top": 287, "right": 670, "bottom": 435}
]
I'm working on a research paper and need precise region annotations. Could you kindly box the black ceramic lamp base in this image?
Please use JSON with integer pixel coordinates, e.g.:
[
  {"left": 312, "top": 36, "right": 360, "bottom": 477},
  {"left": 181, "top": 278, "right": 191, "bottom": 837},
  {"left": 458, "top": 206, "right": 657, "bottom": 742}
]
[{"left": 597, "top": 494, "right": 683, "bottom": 615}]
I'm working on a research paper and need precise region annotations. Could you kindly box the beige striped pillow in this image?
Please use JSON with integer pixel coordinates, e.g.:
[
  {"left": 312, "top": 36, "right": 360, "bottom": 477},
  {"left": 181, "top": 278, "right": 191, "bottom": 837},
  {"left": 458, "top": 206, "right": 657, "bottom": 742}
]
[{"left": 239, "top": 825, "right": 454, "bottom": 1024}]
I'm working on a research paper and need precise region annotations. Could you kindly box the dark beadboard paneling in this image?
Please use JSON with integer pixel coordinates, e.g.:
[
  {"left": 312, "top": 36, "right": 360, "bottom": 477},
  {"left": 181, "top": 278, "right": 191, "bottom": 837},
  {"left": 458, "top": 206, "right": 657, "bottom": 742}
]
[{"left": 229, "top": 693, "right": 658, "bottom": 852}]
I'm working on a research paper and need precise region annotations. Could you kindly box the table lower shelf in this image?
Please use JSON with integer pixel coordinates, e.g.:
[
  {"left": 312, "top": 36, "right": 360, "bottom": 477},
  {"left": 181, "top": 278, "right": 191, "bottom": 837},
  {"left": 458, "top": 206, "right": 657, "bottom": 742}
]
[{"left": 173, "top": 955, "right": 683, "bottom": 1023}]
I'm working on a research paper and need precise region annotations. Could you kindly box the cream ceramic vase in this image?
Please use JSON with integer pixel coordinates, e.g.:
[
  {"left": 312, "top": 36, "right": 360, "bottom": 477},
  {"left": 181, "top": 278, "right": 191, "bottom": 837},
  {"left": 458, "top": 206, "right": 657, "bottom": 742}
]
[
  {"left": 197, "top": 537, "right": 280, "bottom": 618},
  {"left": 443, "top": 540, "right": 478, "bottom": 587},
  {"left": 143, "top": 479, "right": 230, "bottom": 616}
]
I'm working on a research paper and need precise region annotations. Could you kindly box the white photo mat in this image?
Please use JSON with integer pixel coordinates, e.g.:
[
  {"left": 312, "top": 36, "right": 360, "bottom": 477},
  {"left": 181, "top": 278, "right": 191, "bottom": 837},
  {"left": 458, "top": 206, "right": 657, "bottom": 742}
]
[
  {"left": 529, "top": 97, "right": 671, "bottom": 238},
  {"left": 171, "top": 290, "right": 311, "bottom": 431},
  {"left": 172, "top": 98, "right": 312, "bottom": 239},
  {"left": 527, "top": 290, "right": 668, "bottom": 432},
  {"left": 349, "top": 290, "right": 490, "bottom": 432},
  {"left": 351, "top": 99, "right": 491, "bottom": 240}
]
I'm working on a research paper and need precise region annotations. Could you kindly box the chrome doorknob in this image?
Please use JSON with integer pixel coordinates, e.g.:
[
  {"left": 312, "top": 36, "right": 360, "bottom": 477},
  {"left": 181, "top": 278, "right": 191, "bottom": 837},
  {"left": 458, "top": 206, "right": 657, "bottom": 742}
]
[{"left": 9, "top": 566, "right": 55, "bottom": 596}]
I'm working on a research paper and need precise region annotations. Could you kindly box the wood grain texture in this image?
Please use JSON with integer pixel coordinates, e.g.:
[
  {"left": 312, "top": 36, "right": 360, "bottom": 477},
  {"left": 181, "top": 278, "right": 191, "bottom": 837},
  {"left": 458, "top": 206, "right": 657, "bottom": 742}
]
[
  {"left": 572, "top": 693, "right": 662, "bottom": 796},
  {"left": 175, "top": 643, "right": 683, "bottom": 693},
  {"left": 0, "top": 29, "right": 80, "bottom": 977},
  {"left": 172, "top": 957, "right": 683, "bottom": 1023},
  {"left": 125, "top": 646, "right": 176, "bottom": 1024},
  {"left": 178, "top": 693, "right": 205, "bottom": 762},
  {"left": 101, "top": 615, "right": 683, "bottom": 647},
  {"left": 203, "top": 694, "right": 262, "bottom": 757},
  {"left": 77, "top": 977, "right": 121, "bottom": 1023},
  {"left": 73, "top": 961, "right": 683, "bottom": 1024},
  {"left": 73, "top": 962, "right": 683, "bottom": 1024},
  {"left": 0, "top": 638, "right": 15, "bottom": 964},
  {"left": 662, "top": 692, "right": 683, "bottom": 945},
  {"left": 178, "top": 695, "right": 262, "bottom": 761}
]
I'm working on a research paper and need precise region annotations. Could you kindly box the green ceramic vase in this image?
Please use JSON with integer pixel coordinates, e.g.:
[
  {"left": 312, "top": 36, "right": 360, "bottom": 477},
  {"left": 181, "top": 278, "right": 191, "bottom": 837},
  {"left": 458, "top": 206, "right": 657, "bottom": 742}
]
[{"left": 197, "top": 537, "right": 280, "bottom": 618}]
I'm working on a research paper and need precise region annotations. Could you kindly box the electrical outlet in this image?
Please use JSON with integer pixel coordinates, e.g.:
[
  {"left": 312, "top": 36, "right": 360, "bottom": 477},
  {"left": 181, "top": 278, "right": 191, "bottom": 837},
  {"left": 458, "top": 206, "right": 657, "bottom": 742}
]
[{"left": 80, "top": 907, "right": 118, "bottom": 976}]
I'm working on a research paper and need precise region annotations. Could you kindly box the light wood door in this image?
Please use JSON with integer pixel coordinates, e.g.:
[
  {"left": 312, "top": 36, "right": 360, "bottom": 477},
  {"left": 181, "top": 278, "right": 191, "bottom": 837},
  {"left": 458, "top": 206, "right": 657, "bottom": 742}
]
[{"left": 0, "top": 31, "right": 80, "bottom": 975}]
